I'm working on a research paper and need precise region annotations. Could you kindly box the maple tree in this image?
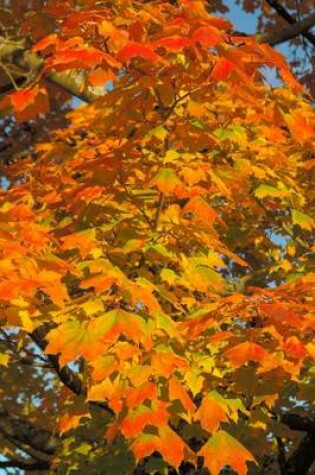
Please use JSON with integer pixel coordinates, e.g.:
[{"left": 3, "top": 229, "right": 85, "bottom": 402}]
[{"left": 0, "top": 1, "right": 315, "bottom": 474}]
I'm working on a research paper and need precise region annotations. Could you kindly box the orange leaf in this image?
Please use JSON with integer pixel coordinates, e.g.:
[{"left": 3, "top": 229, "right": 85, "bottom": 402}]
[
  {"left": 283, "top": 337, "right": 308, "bottom": 360},
  {"left": 183, "top": 196, "right": 217, "bottom": 226},
  {"left": 195, "top": 392, "right": 228, "bottom": 433},
  {"left": 158, "top": 426, "right": 189, "bottom": 468},
  {"left": 117, "top": 42, "right": 161, "bottom": 62},
  {"left": 193, "top": 26, "right": 222, "bottom": 47},
  {"left": 169, "top": 376, "right": 196, "bottom": 414},
  {"left": 88, "top": 68, "right": 115, "bottom": 86},
  {"left": 199, "top": 431, "right": 256, "bottom": 475},
  {"left": 154, "top": 36, "right": 192, "bottom": 51},
  {"left": 49, "top": 49, "right": 120, "bottom": 71},
  {"left": 224, "top": 342, "right": 267, "bottom": 367},
  {"left": 59, "top": 411, "right": 90, "bottom": 434},
  {"left": 121, "top": 401, "right": 169, "bottom": 438},
  {"left": 131, "top": 433, "right": 161, "bottom": 462},
  {"left": 9, "top": 86, "right": 49, "bottom": 122},
  {"left": 125, "top": 382, "right": 157, "bottom": 409},
  {"left": 211, "top": 57, "right": 235, "bottom": 81}
]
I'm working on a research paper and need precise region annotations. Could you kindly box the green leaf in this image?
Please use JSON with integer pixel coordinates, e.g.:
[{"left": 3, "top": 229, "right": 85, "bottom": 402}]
[{"left": 292, "top": 209, "right": 314, "bottom": 231}]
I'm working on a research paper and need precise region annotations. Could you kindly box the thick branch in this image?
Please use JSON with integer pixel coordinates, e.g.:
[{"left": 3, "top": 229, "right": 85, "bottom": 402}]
[
  {"left": 18, "top": 51, "right": 100, "bottom": 103},
  {"left": 0, "top": 459, "right": 50, "bottom": 470},
  {"left": 0, "top": 37, "right": 101, "bottom": 103},
  {"left": 280, "top": 413, "right": 315, "bottom": 432},
  {"left": 281, "top": 432, "right": 315, "bottom": 475},
  {"left": 260, "top": 9, "right": 315, "bottom": 46},
  {"left": 0, "top": 406, "right": 59, "bottom": 455},
  {"left": 264, "top": 0, "right": 315, "bottom": 46}
]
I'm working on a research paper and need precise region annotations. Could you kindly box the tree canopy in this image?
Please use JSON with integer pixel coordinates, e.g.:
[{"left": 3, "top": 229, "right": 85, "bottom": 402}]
[{"left": 0, "top": 1, "right": 314, "bottom": 474}]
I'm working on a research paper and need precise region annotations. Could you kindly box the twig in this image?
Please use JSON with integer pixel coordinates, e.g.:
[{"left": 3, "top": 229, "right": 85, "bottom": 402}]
[{"left": 152, "top": 193, "right": 165, "bottom": 230}]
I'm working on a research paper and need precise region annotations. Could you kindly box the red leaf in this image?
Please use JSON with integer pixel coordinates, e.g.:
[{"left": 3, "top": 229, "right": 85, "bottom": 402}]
[
  {"left": 283, "top": 337, "right": 308, "bottom": 360},
  {"left": 33, "top": 34, "right": 58, "bottom": 53},
  {"left": 211, "top": 57, "right": 235, "bottom": 81},
  {"left": 154, "top": 36, "right": 192, "bottom": 51},
  {"left": 48, "top": 49, "right": 120, "bottom": 71},
  {"left": 9, "top": 86, "right": 49, "bottom": 122},
  {"left": 117, "top": 42, "right": 161, "bottom": 62},
  {"left": 193, "top": 26, "right": 222, "bottom": 47}
]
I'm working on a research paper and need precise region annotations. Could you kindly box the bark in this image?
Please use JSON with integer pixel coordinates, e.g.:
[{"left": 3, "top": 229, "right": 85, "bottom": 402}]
[
  {"left": 0, "top": 459, "right": 50, "bottom": 470},
  {"left": 281, "top": 413, "right": 315, "bottom": 432},
  {"left": 264, "top": 0, "right": 315, "bottom": 46},
  {"left": 0, "top": 406, "right": 59, "bottom": 455},
  {"left": 281, "top": 432, "right": 315, "bottom": 475},
  {"left": 260, "top": 11, "right": 315, "bottom": 46}
]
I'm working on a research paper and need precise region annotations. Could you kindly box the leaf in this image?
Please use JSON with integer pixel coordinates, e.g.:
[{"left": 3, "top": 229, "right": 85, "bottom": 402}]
[
  {"left": 258, "top": 303, "right": 303, "bottom": 329},
  {"left": 0, "top": 353, "right": 10, "bottom": 367},
  {"left": 150, "top": 169, "right": 183, "bottom": 196},
  {"left": 283, "top": 336, "right": 307, "bottom": 360},
  {"left": 88, "top": 68, "right": 115, "bottom": 86},
  {"left": 195, "top": 391, "right": 229, "bottom": 433},
  {"left": 132, "top": 426, "right": 191, "bottom": 468},
  {"left": 9, "top": 86, "right": 49, "bottom": 122},
  {"left": 131, "top": 433, "right": 162, "bottom": 463},
  {"left": 157, "top": 426, "right": 190, "bottom": 468},
  {"left": 59, "top": 412, "right": 90, "bottom": 434},
  {"left": 46, "top": 309, "right": 146, "bottom": 366},
  {"left": 121, "top": 401, "right": 169, "bottom": 438},
  {"left": 254, "top": 184, "right": 290, "bottom": 199},
  {"left": 195, "top": 391, "right": 246, "bottom": 433},
  {"left": 125, "top": 382, "right": 158, "bottom": 409},
  {"left": 154, "top": 36, "right": 192, "bottom": 51},
  {"left": 306, "top": 343, "right": 315, "bottom": 359},
  {"left": 182, "top": 196, "right": 217, "bottom": 226},
  {"left": 199, "top": 431, "right": 256, "bottom": 475},
  {"left": 169, "top": 376, "right": 196, "bottom": 415},
  {"left": 193, "top": 26, "right": 222, "bottom": 47},
  {"left": 292, "top": 209, "right": 314, "bottom": 231},
  {"left": 117, "top": 42, "right": 161, "bottom": 62},
  {"left": 224, "top": 342, "right": 267, "bottom": 367},
  {"left": 211, "top": 57, "right": 235, "bottom": 81},
  {"left": 61, "top": 229, "right": 97, "bottom": 258},
  {"left": 49, "top": 48, "right": 120, "bottom": 71}
]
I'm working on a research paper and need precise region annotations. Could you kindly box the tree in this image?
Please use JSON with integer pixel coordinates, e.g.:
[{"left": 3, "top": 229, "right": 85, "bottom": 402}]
[{"left": 0, "top": 1, "right": 314, "bottom": 474}]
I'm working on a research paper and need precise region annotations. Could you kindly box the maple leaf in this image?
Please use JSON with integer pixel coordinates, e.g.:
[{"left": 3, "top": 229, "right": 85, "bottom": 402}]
[
  {"left": 48, "top": 48, "right": 120, "bottom": 71},
  {"left": 6, "top": 86, "right": 49, "bottom": 122},
  {"left": 199, "top": 431, "right": 256, "bottom": 475},
  {"left": 193, "top": 26, "right": 223, "bottom": 47},
  {"left": 224, "top": 342, "right": 268, "bottom": 367},
  {"left": 117, "top": 42, "right": 161, "bottom": 62},
  {"left": 211, "top": 57, "right": 235, "bottom": 81},
  {"left": 131, "top": 426, "right": 192, "bottom": 469},
  {"left": 154, "top": 36, "right": 192, "bottom": 51}
]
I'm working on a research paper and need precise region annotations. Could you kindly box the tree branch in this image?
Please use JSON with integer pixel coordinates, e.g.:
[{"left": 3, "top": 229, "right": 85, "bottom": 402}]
[
  {"left": 264, "top": 0, "right": 315, "bottom": 45},
  {"left": 30, "top": 326, "right": 114, "bottom": 416},
  {"left": 280, "top": 412, "right": 315, "bottom": 432},
  {"left": 0, "top": 459, "right": 50, "bottom": 470},
  {"left": 0, "top": 37, "right": 101, "bottom": 103},
  {"left": 0, "top": 406, "right": 59, "bottom": 455},
  {"left": 281, "top": 432, "right": 315, "bottom": 475}
]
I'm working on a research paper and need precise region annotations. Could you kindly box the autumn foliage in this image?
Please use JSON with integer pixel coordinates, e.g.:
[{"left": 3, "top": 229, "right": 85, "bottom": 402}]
[{"left": 0, "top": 1, "right": 314, "bottom": 474}]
